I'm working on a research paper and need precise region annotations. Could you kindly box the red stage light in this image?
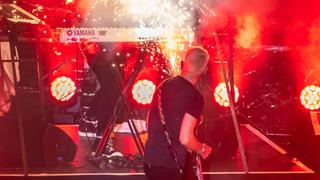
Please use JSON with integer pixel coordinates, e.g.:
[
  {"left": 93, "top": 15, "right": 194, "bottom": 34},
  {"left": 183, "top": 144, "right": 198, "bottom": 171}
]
[
  {"left": 300, "top": 85, "right": 320, "bottom": 111},
  {"left": 132, "top": 79, "right": 156, "bottom": 105},
  {"left": 214, "top": 83, "right": 239, "bottom": 107},
  {"left": 50, "top": 76, "right": 76, "bottom": 102}
]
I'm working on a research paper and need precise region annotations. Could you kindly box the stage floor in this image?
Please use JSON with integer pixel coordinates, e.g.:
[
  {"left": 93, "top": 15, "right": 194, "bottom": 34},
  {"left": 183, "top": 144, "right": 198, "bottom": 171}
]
[{"left": 0, "top": 124, "right": 316, "bottom": 180}]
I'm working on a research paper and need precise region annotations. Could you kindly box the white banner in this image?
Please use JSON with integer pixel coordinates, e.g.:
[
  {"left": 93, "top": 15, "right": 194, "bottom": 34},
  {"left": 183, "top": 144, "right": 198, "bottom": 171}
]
[{"left": 57, "top": 27, "right": 194, "bottom": 43}]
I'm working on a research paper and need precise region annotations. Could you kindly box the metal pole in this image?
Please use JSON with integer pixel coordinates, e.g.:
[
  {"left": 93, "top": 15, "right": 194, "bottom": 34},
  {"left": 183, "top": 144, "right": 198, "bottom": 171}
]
[
  {"left": 127, "top": 118, "right": 144, "bottom": 156},
  {"left": 75, "top": 43, "right": 80, "bottom": 124},
  {"left": 36, "top": 34, "right": 47, "bottom": 126},
  {"left": 214, "top": 34, "right": 249, "bottom": 173},
  {"left": 9, "top": 25, "right": 29, "bottom": 176},
  {"left": 93, "top": 44, "right": 149, "bottom": 157}
]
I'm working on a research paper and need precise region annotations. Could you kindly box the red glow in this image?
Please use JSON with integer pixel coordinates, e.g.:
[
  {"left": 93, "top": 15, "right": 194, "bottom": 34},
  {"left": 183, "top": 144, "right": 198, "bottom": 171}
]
[
  {"left": 297, "top": 18, "right": 320, "bottom": 88},
  {"left": 55, "top": 124, "right": 79, "bottom": 145},
  {"left": 310, "top": 112, "right": 320, "bottom": 135},
  {"left": 44, "top": 42, "right": 82, "bottom": 86}
]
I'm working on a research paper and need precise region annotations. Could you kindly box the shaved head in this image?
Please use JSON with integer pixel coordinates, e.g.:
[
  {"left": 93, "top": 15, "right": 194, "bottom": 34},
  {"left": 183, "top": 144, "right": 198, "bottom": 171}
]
[{"left": 182, "top": 46, "right": 209, "bottom": 75}]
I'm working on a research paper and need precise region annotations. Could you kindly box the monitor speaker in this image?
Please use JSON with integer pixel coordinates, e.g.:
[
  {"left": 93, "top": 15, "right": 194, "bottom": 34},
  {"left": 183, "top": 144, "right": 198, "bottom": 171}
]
[{"left": 44, "top": 125, "right": 77, "bottom": 166}]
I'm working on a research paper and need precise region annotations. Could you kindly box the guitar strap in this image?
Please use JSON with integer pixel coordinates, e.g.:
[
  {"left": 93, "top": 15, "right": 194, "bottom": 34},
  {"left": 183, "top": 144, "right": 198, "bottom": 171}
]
[
  {"left": 157, "top": 80, "right": 204, "bottom": 180},
  {"left": 157, "top": 81, "right": 183, "bottom": 174}
]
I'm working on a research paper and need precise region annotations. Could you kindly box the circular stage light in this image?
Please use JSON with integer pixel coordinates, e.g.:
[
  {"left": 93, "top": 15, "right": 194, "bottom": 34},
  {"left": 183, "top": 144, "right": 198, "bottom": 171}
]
[
  {"left": 214, "top": 82, "right": 239, "bottom": 107},
  {"left": 50, "top": 76, "right": 76, "bottom": 102},
  {"left": 300, "top": 85, "right": 320, "bottom": 111},
  {"left": 132, "top": 79, "right": 156, "bottom": 105}
]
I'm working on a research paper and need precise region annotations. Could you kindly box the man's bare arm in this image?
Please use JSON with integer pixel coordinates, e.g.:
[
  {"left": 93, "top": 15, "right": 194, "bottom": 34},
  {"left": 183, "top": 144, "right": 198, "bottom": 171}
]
[{"left": 179, "top": 113, "right": 212, "bottom": 159}]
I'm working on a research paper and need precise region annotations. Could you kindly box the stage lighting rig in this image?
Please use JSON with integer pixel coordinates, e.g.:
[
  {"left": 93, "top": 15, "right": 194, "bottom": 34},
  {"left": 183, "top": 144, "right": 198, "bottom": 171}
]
[
  {"left": 300, "top": 85, "right": 320, "bottom": 111},
  {"left": 131, "top": 79, "right": 156, "bottom": 105},
  {"left": 50, "top": 76, "right": 76, "bottom": 102},
  {"left": 214, "top": 82, "right": 239, "bottom": 107}
]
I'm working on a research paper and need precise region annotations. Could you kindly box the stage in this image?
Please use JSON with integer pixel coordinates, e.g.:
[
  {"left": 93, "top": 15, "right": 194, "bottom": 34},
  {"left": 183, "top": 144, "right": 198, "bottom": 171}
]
[
  {"left": 2, "top": 1, "right": 320, "bottom": 180},
  {"left": 0, "top": 123, "right": 316, "bottom": 180}
]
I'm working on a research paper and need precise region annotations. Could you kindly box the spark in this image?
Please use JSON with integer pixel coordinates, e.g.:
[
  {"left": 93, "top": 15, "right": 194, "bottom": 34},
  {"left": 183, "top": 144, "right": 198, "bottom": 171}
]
[{"left": 86, "top": 0, "right": 197, "bottom": 75}]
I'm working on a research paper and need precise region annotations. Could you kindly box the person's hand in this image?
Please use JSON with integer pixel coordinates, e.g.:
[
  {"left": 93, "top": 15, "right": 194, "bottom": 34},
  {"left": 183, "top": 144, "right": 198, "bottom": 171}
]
[
  {"left": 199, "top": 115, "right": 204, "bottom": 125},
  {"left": 80, "top": 40, "right": 99, "bottom": 55},
  {"left": 199, "top": 143, "right": 212, "bottom": 159}
]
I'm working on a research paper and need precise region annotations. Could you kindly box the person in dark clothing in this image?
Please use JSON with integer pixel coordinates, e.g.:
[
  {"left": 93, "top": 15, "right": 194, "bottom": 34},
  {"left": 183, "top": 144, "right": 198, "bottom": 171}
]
[
  {"left": 87, "top": 52, "right": 121, "bottom": 136},
  {"left": 144, "top": 46, "right": 212, "bottom": 180},
  {"left": 81, "top": 42, "right": 122, "bottom": 153}
]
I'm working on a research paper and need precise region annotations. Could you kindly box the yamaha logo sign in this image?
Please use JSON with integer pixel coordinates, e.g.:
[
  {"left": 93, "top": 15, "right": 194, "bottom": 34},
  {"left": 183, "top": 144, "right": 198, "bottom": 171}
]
[
  {"left": 66, "top": 30, "right": 73, "bottom": 36},
  {"left": 66, "top": 29, "right": 96, "bottom": 36}
]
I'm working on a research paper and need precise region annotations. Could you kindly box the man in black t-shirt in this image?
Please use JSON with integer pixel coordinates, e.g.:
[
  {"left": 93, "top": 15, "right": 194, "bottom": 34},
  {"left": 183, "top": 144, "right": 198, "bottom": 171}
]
[{"left": 144, "top": 46, "right": 212, "bottom": 180}]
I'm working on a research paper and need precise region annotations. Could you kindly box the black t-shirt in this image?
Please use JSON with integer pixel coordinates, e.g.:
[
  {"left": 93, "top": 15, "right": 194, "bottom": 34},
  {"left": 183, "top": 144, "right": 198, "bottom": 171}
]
[{"left": 144, "top": 76, "right": 204, "bottom": 168}]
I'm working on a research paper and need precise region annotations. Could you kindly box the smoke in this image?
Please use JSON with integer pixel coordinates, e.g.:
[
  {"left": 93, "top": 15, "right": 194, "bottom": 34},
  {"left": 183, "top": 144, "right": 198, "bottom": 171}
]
[
  {"left": 235, "top": 15, "right": 260, "bottom": 49},
  {"left": 297, "top": 18, "right": 320, "bottom": 87},
  {"left": 197, "top": 0, "right": 320, "bottom": 89},
  {"left": 278, "top": 0, "right": 320, "bottom": 88}
]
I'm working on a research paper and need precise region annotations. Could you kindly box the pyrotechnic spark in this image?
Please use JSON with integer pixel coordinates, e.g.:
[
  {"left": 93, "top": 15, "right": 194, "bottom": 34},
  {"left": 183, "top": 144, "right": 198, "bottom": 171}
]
[
  {"left": 117, "top": 0, "right": 196, "bottom": 75},
  {"left": 86, "top": 0, "right": 198, "bottom": 76},
  {"left": 87, "top": 0, "right": 194, "bottom": 27},
  {"left": 117, "top": 0, "right": 193, "bottom": 28},
  {"left": 160, "top": 37, "right": 192, "bottom": 76}
]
